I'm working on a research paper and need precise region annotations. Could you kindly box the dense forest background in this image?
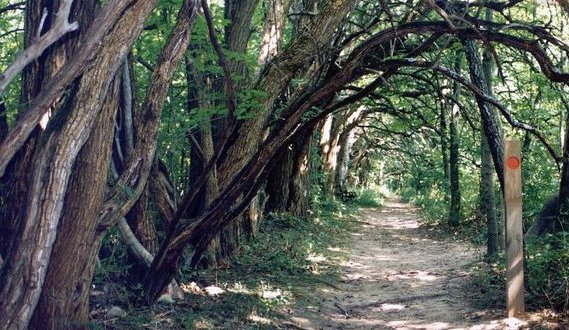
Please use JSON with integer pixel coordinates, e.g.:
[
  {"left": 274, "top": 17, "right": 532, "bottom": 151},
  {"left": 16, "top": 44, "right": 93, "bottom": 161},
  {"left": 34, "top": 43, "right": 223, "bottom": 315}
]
[{"left": 0, "top": 0, "right": 568, "bottom": 328}]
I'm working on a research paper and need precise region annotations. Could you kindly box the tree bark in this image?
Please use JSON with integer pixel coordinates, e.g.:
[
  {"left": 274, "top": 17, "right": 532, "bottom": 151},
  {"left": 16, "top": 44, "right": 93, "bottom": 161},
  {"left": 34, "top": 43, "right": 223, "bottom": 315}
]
[
  {"left": 462, "top": 38, "right": 505, "bottom": 191},
  {"left": 558, "top": 110, "right": 569, "bottom": 229},
  {"left": 29, "top": 71, "right": 120, "bottom": 330},
  {"left": 288, "top": 127, "right": 315, "bottom": 217},
  {"left": 336, "top": 126, "right": 355, "bottom": 192},
  {"left": 266, "top": 143, "right": 295, "bottom": 213},
  {"left": 0, "top": 0, "right": 195, "bottom": 327},
  {"left": 479, "top": 10, "right": 500, "bottom": 258},
  {"left": 447, "top": 52, "right": 462, "bottom": 227},
  {"left": 449, "top": 99, "right": 461, "bottom": 227}
]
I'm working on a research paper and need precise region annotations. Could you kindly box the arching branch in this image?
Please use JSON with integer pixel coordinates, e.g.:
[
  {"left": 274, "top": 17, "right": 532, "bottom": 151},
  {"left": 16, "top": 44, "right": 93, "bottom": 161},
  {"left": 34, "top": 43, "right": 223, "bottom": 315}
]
[{"left": 381, "top": 58, "right": 562, "bottom": 167}]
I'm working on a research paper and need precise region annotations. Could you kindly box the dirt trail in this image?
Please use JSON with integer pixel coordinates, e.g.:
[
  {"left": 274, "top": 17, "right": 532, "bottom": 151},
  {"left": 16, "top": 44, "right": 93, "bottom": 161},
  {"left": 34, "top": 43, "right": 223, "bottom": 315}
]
[{"left": 285, "top": 198, "right": 525, "bottom": 330}]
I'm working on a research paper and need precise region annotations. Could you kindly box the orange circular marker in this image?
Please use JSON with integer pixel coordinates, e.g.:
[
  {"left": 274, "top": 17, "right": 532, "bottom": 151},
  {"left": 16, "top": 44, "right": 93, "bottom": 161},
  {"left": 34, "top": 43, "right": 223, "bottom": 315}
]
[{"left": 507, "top": 156, "right": 520, "bottom": 170}]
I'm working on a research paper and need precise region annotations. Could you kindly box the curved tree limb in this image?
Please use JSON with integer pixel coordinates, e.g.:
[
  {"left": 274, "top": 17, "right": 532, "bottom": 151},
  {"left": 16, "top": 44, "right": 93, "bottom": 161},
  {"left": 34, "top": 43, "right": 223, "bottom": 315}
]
[
  {"left": 380, "top": 58, "right": 562, "bottom": 167},
  {"left": 0, "top": 0, "right": 138, "bottom": 179},
  {"left": 98, "top": 0, "right": 198, "bottom": 231},
  {"left": 0, "top": 0, "right": 78, "bottom": 97}
]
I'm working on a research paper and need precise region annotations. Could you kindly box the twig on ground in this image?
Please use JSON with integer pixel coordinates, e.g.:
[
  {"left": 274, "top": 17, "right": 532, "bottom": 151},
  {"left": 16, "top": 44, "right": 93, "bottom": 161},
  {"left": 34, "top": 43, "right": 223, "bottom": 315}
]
[{"left": 334, "top": 301, "right": 351, "bottom": 318}]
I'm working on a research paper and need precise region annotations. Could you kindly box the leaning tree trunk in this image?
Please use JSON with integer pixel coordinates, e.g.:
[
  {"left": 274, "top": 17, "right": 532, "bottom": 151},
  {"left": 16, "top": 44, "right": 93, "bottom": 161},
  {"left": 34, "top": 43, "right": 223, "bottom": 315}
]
[
  {"left": 26, "top": 2, "right": 162, "bottom": 328},
  {"left": 144, "top": 1, "right": 360, "bottom": 302},
  {"left": 0, "top": 1, "right": 196, "bottom": 327},
  {"left": 462, "top": 38, "right": 505, "bottom": 191},
  {"left": 29, "top": 73, "right": 121, "bottom": 329},
  {"left": 0, "top": 0, "right": 86, "bottom": 261}
]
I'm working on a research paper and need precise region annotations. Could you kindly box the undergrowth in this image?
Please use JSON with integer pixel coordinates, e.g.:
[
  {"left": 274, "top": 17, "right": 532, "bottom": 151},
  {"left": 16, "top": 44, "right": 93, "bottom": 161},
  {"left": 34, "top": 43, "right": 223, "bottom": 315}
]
[
  {"left": 526, "top": 233, "right": 569, "bottom": 312},
  {"left": 91, "top": 199, "right": 361, "bottom": 329}
]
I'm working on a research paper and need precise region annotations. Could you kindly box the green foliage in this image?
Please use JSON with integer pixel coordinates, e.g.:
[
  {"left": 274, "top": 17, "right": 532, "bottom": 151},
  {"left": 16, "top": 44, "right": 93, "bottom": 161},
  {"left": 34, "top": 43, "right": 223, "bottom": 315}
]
[
  {"left": 353, "top": 188, "right": 383, "bottom": 207},
  {"left": 526, "top": 233, "right": 569, "bottom": 312},
  {"left": 92, "top": 229, "right": 138, "bottom": 307},
  {"left": 468, "top": 259, "right": 506, "bottom": 309},
  {"left": 91, "top": 192, "right": 357, "bottom": 328}
]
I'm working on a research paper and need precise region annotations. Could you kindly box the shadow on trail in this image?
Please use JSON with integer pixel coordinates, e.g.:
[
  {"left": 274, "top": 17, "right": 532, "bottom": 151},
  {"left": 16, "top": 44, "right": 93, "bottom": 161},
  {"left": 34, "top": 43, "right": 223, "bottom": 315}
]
[{"left": 285, "top": 198, "right": 523, "bottom": 330}]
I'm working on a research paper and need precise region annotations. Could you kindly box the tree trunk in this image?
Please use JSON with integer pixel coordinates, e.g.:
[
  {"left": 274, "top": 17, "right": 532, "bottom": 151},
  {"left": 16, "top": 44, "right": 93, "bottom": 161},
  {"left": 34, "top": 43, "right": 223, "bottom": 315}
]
[
  {"left": 29, "top": 72, "right": 120, "bottom": 330},
  {"left": 479, "top": 10, "right": 500, "bottom": 258},
  {"left": 336, "top": 127, "right": 355, "bottom": 193},
  {"left": 0, "top": 0, "right": 196, "bottom": 327},
  {"left": 449, "top": 100, "right": 461, "bottom": 227},
  {"left": 480, "top": 136, "right": 499, "bottom": 255},
  {"left": 0, "top": 0, "right": 84, "bottom": 263},
  {"left": 440, "top": 102, "right": 450, "bottom": 202},
  {"left": 288, "top": 127, "right": 315, "bottom": 216},
  {"left": 462, "top": 38, "right": 505, "bottom": 191},
  {"left": 558, "top": 109, "right": 569, "bottom": 229},
  {"left": 324, "top": 115, "right": 342, "bottom": 196},
  {"left": 266, "top": 143, "right": 295, "bottom": 213},
  {"left": 0, "top": 100, "right": 6, "bottom": 143}
]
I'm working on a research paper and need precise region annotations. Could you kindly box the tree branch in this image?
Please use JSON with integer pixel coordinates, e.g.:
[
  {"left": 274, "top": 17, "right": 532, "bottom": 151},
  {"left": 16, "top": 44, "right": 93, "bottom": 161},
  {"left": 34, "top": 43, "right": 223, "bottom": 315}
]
[
  {"left": 382, "top": 59, "right": 562, "bottom": 166},
  {"left": 0, "top": 0, "right": 139, "bottom": 179},
  {"left": 0, "top": 0, "right": 79, "bottom": 97}
]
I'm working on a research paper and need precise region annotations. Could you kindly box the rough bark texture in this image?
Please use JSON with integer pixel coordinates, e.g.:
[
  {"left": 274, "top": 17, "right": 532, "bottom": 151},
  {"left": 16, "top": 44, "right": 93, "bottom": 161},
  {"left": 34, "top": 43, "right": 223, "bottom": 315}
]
[
  {"left": 0, "top": 1, "right": 161, "bottom": 327},
  {"left": 266, "top": 143, "right": 294, "bottom": 213},
  {"left": 29, "top": 73, "right": 120, "bottom": 330},
  {"left": 0, "top": 0, "right": 88, "bottom": 263},
  {"left": 462, "top": 38, "right": 504, "bottom": 191},
  {"left": 288, "top": 127, "right": 315, "bottom": 217},
  {"left": 479, "top": 11, "right": 500, "bottom": 257}
]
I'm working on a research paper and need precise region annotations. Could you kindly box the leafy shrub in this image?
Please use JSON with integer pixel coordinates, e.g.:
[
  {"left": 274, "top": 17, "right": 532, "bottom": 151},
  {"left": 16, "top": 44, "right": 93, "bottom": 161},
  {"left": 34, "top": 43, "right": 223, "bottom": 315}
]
[
  {"left": 526, "top": 233, "right": 569, "bottom": 312},
  {"left": 338, "top": 190, "right": 358, "bottom": 202},
  {"left": 353, "top": 188, "right": 382, "bottom": 207}
]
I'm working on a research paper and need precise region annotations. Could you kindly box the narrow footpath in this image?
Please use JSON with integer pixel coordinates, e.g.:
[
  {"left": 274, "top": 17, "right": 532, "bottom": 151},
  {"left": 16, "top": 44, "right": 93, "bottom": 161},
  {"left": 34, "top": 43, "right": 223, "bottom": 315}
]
[{"left": 285, "top": 198, "right": 525, "bottom": 330}]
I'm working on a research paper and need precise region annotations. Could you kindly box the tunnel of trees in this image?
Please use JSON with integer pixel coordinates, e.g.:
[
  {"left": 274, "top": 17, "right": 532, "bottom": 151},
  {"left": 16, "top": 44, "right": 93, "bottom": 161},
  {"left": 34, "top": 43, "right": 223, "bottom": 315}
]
[{"left": 0, "top": 0, "right": 568, "bottom": 328}]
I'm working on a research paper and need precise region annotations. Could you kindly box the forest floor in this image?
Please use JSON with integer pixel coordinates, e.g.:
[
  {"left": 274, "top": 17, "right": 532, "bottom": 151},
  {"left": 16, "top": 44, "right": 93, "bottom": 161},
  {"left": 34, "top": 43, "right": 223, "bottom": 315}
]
[
  {"left": 92, "top": 198, "right": 566, "bottom": 329},
  {"left": 278, "top": 198, "right": 529, "bottom": 330}
]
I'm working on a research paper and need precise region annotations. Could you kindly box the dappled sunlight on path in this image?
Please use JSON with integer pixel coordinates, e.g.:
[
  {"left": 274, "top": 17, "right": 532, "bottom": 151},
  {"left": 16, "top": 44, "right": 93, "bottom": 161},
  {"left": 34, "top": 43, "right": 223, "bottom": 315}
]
[{"left": 285, "top": 198, "right": 526, "bottom": 330}]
